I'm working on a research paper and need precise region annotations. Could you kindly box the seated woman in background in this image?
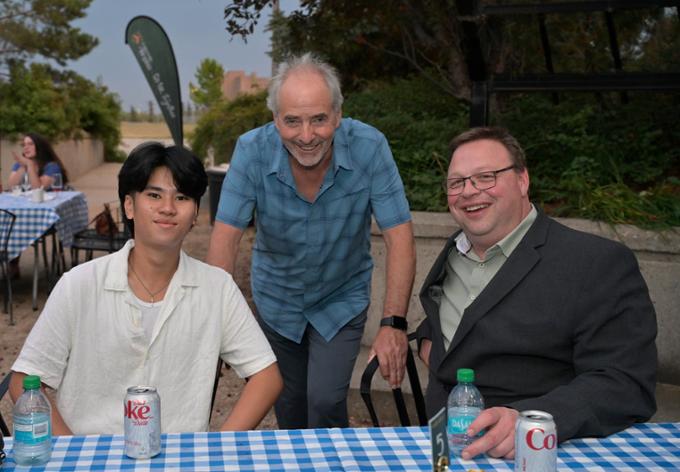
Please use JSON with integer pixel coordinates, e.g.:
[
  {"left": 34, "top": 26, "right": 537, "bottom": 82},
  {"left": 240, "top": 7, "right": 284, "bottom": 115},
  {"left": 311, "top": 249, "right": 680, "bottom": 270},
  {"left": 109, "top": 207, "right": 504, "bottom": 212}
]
[
  {"left": 7, "top": 133, "right": 70, "bottom": 278},
  {"left": 8, "top": 133, "right": 69, "bottom": 190}
]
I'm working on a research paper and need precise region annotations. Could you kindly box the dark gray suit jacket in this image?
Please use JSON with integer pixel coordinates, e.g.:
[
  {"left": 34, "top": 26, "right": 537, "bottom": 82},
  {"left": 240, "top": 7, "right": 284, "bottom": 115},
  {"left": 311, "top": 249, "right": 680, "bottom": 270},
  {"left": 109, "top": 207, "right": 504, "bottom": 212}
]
[{"left": 416, "top": 210, "right": 657, "bottom": 442}]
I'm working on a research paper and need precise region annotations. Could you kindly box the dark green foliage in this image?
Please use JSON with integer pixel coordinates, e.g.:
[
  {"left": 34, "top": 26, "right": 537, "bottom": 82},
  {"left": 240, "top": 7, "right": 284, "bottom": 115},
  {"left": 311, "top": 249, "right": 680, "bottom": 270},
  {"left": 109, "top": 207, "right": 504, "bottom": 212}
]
[
  {"left": 0, "top": 0, "right": 121, "bottom": 159},
  {"left": 189, "top": 58, "right": 225, "bottom": 107},
  {"left": 232, "top": 1, "right": 671, "bottom": 105},
  {"left": 0, "top": 62, "right": 122, "bottom": 160},
  {"left": 495, "top": 93, "right": 680, "bottom": 228},
  {"left": 267, "top": 2, "right": 417, "bottom": 94},
  {"left": 217, "top": 1, "right": 680, "bottom": 228},
  {"left": 345, "top": 78, "right": 679, "bottom": 227},
  {"left": 343, "top": 77, "right": 467, "bottom": 211},
  {"left": 0, "top": 63, "right": 67, "bottom": 135},
  {"left": 0, "top": 0, "right": 97, "bottom": 72},
  {"left": 190, "top": 91, "right": 271, "bottom": 164},
  {"left": 190, "top": 74, "right": 678, "bottom": 228}
]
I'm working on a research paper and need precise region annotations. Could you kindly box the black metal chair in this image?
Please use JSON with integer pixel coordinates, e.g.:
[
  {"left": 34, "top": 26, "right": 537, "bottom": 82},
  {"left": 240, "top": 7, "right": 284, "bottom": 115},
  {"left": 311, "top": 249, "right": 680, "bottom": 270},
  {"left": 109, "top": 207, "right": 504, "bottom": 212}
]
[
  {"left": 0, "top": 210, "right": 17, "bottom": 324},
  {"left": 31, "top": 225, "right": 64, "bottom": 311},
  {"left": 360, "top": 332, "right": 428, "bottom": 427},
  {"left": 0, "top": 371, "right": 11, "bottom": 437},
  {"left": 70, "top": 201, "right": 130, "bottom": 267},
  {"left": 210, "top": 360, "right": 223, "bottom": 421},
  {"left": 24, "top": 186, "right": 76, "bottom": 311},
  {"left": 0, "top": 372, "right": 7, "bottom": 465}
]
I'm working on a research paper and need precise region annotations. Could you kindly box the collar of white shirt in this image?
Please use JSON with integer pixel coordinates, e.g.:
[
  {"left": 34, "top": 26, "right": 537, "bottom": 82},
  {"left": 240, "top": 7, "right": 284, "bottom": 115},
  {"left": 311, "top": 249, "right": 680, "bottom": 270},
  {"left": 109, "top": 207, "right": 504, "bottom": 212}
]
[{"left": 103, "top": 239, "right": 200, "bottom": 294}]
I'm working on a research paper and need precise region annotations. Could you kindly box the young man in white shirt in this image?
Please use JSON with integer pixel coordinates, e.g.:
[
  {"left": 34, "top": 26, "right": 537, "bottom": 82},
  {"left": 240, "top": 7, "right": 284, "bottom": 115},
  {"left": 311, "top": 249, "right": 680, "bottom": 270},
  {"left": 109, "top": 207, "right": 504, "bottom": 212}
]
[{"left": 10, "top": 142, "right": 282, "bottom": 435}]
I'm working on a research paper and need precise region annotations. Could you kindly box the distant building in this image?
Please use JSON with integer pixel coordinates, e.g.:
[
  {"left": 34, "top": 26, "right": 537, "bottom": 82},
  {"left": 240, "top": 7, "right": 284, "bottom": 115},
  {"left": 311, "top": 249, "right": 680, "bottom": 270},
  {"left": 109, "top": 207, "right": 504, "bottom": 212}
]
[{"left": 221, "top": 71, "right": 270, "bottom": 101}]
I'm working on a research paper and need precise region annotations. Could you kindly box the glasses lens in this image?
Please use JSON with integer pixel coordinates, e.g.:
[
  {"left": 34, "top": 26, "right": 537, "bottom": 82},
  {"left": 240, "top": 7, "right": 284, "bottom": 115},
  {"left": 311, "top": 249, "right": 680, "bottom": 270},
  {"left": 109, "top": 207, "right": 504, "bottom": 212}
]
[
  {"left": 471, "top": 172, "right": 496, "bottom": 190},
  {"left": 445, "top": 179, "right": 465, "bottom": 195}
]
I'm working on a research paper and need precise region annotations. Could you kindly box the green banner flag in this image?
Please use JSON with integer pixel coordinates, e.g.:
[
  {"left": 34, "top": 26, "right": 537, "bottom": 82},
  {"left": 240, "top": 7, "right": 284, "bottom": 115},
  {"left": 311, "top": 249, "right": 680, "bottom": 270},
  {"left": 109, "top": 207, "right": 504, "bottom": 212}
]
[{"left": 125, "top": 16, "right": 183, "bottom": 147}]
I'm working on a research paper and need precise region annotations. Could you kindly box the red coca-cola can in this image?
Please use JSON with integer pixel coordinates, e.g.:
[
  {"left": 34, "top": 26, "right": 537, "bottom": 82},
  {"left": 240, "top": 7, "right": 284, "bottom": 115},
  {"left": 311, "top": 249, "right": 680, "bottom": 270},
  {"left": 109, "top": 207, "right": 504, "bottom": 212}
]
[
  {"left": 514, "top": 410, "right": 557, "bottom": 472},
  {"left": 124, "top": 386, "right": 161, "bottom": 459}
]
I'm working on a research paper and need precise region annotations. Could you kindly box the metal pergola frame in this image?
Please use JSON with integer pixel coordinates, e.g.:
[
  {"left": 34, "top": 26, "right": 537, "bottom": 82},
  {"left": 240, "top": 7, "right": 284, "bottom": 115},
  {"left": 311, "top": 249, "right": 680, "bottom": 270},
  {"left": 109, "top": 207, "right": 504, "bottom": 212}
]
[{"left": 460, "top": 0, "right": 680, "bottom": 126}]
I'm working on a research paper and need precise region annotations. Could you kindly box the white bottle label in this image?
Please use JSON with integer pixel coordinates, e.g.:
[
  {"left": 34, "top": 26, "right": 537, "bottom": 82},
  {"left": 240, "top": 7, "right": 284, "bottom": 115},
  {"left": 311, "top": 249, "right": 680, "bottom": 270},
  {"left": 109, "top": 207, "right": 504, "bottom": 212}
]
[{"left": 14, "top": 419, "right": 50, "bottom": 444}]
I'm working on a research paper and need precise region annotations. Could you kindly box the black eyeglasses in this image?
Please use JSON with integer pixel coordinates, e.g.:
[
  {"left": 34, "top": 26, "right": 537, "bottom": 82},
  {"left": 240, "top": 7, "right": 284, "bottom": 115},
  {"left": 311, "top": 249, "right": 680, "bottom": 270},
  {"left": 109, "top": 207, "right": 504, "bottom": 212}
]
[{"left": 443, "top": 165, "right": 517, "bottom": 195}]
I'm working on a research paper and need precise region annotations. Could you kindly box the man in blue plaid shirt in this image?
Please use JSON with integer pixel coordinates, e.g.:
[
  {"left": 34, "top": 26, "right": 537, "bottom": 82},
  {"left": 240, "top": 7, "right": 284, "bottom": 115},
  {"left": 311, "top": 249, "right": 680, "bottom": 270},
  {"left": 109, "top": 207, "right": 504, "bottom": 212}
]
[{"left": 207, "top": 53, "right": 416, "bottom": 429}]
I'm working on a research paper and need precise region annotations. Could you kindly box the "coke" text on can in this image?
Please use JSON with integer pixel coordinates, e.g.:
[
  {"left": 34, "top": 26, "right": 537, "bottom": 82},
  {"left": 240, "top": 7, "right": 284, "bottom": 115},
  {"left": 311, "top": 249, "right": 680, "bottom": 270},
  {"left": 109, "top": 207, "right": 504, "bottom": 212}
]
[
  {"left": 124, "top": 386, "right": 161, "bottom": 459},
  {"left": 514, "top": 410, "right": 557, "bottom": 472}
]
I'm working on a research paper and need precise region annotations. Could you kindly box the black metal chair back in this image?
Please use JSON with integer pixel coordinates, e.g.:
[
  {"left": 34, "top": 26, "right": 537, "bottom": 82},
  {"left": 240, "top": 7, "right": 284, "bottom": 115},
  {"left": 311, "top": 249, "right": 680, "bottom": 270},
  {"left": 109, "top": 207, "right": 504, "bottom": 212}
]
[
  {"left": 0, "top": 209, "right": 17, "bottom": 324},
  {"left": 0, "top": 371, "right": 12, "bottom": 437},
  {"left": 360, "top": 332, "right": 428, "bottom": 427},
  {"left": 210, "top": 360, "right": 223, "bottom": 422},
  {"left": 71, "top": 201, "right": 131, "bottom": 266}
]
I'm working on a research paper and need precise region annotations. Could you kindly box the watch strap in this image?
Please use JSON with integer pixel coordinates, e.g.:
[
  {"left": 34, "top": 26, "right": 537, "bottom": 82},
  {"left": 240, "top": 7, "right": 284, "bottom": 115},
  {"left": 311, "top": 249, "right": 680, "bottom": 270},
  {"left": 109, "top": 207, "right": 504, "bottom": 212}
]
[{"left": 380, "top": 316, "right": 408, "bottom": 331}]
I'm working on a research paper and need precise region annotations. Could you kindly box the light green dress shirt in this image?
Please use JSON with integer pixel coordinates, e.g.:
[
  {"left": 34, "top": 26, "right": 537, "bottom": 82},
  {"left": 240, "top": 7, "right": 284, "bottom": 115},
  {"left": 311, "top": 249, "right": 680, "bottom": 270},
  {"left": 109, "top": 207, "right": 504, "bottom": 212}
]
[{"left": 439, "top": 206, "right": 537, "bottom": 350}]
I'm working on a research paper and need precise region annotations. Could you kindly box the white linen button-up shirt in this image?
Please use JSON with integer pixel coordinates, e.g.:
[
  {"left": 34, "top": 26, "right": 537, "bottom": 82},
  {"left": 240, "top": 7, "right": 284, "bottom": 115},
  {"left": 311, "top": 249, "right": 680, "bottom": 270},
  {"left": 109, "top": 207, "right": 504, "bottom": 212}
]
[{"left": 13, "top": 240, "right": 276, "bottom": 434}]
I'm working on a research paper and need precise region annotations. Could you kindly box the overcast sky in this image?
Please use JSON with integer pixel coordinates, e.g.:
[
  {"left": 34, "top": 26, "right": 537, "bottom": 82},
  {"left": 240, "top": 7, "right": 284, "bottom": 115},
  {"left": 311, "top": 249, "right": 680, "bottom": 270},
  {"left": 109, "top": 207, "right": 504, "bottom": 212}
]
[{"left": 68, "top": 0, "right": 298, "bottom": 110}]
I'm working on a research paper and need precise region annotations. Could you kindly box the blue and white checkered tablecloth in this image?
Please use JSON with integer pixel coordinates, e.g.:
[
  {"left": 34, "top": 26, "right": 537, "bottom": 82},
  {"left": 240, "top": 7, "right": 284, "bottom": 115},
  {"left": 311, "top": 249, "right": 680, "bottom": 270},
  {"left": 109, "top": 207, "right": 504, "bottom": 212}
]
[
  {"left": 1, "top": 423, "right": 678, "bottom": 471},
  {"left": 0, "top": 191, "right": 89, "bottom": 260}
]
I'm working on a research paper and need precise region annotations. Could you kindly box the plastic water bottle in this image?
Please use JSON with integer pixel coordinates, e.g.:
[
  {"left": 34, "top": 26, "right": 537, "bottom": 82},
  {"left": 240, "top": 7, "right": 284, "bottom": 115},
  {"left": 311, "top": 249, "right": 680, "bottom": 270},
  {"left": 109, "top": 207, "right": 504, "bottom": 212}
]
[
  {"left": 447, "top": 368, "right": 484, "bottom": 458},
  {"left": 12, "top": 375, "right": 52, "bottom": 466}
]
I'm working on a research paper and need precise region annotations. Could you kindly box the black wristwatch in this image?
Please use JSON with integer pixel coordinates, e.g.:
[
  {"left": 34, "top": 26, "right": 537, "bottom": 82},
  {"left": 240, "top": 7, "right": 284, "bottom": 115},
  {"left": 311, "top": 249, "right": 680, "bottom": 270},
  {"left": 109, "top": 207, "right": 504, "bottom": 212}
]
[{"left": 380, "top": 316, "right": 408, "bottom": 331}]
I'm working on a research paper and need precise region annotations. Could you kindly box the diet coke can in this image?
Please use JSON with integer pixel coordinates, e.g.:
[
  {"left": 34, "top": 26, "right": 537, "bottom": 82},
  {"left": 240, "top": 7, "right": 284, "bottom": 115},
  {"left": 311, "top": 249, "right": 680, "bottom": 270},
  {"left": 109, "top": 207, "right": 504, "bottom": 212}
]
[
  {"left": 514, "top": 410, "right": 557, "bottom": 472},
  {"left": 124, "top": 386, "right": 161, "bottom": 459}
]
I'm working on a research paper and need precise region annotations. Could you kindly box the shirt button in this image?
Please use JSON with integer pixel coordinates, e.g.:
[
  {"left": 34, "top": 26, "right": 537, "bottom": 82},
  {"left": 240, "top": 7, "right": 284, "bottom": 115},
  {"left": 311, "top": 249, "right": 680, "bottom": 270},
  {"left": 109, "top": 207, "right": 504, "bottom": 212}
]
[
  {"left": 479, "top": 263, "right": 485, "bottom": 268},
  {"left": 470, "top": 294, "right": 476, "bottom": 300}
]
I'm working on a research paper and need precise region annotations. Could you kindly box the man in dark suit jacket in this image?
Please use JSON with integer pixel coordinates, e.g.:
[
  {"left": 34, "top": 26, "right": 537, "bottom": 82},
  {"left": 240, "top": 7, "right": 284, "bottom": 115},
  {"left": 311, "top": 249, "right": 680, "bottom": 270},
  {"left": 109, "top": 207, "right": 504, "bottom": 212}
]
[{"left": 416, "top": 127, "right": 657, "bottom": 460}]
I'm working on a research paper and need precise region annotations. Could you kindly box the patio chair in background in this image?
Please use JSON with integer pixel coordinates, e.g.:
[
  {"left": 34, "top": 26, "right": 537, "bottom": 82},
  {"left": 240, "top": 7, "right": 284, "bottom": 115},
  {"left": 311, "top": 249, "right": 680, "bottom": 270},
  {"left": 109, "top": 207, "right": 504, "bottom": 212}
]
[
  {"left": 0, "top": 371, "right": 11, "bottom": 436},
  {"left": 31, "top": 225, "right": 64, "bottom": 311},
  {"left": 360, "top": 332, "right": 428, "bottom": 427},
  {"left": 0, "top": 210, "right": 17, "bottom": 325},
  {"left": 71, "top": 201, "right": 130, "bottom": 266},
  {"left": 210, "top": 360, "right": 223, "bottom": 422}
]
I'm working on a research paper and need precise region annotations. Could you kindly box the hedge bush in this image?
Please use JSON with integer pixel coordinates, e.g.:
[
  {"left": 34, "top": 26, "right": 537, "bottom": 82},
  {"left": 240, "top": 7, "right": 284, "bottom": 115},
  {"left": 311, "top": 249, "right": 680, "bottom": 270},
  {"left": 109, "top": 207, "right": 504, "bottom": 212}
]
[
  {"left": 343, "top": 77, "right": 468, "bottom": 211},
  {"left": 0, "top": 63, "right": 122, "bottom": 160},
  {"left": 496, "top": 93, "right": 680, "bottom": 228},
  {"left": 190, "top": 92, "right": 270, "bottom": 163},
  {"left": 190, "top": 75, "right": 679, "bottom": 228}
]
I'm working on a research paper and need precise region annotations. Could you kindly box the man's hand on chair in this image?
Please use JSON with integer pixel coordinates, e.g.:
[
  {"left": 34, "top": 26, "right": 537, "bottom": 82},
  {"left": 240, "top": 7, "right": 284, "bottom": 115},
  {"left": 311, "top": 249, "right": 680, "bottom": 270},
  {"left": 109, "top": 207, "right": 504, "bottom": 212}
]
[{"left": 369, "top": 327, "right": 408, "bottom": 388}]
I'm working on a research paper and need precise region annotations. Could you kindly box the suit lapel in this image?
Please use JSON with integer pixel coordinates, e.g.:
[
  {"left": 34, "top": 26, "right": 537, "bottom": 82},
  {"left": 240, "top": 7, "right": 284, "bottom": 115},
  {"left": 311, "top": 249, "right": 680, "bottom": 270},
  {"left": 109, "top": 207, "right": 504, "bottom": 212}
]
[
  {"left": 419, "top": 232, "right": 460, "bottom": 330},
  {"left": 445, "top": 212, "right": 551, "bottom": 355},
  {"left": 421, "top": 233, "right": 459, "bottom": 294}
]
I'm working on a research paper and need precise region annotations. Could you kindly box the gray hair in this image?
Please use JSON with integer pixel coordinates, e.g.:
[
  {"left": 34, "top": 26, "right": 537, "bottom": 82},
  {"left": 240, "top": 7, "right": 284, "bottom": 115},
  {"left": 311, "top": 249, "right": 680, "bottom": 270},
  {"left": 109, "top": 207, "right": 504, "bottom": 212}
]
[{"left": 266, "top": 53, "right": 344, "bottom": 115}]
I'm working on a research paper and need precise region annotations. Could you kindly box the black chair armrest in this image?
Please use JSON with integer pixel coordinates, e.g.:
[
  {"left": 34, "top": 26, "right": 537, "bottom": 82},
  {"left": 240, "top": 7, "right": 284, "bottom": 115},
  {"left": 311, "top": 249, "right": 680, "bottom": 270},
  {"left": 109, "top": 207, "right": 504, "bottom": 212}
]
[
  {"left": 406, "top": 338, "right": 428, "bottom": 426},
  {"left": 359, "top": 356, "right": 382, "bottom": 427},
  {"left": 359, "top": 332, "right": 428, "bottom": 427},
  {"left": 0, "top": 371, "right": 13, "bottom": 437}
]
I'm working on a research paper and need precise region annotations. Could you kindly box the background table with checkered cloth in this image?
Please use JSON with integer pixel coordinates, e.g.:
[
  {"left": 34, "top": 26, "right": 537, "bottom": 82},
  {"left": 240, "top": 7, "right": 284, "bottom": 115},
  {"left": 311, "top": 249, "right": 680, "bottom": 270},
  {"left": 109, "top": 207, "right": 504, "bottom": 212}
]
[
  {"left": 0, "top": 191, "right": 89, "bottom": 260},
  {"left": 1, "top": 423, "right": 678, "bottom": 471}
]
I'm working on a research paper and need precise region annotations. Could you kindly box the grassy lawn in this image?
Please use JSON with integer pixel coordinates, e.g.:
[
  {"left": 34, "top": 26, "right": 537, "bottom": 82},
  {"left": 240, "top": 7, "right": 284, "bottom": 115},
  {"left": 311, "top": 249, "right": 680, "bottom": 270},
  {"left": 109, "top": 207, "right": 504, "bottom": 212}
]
[{"left": 120, "top": 121, "right": 196, "bottom": 139}]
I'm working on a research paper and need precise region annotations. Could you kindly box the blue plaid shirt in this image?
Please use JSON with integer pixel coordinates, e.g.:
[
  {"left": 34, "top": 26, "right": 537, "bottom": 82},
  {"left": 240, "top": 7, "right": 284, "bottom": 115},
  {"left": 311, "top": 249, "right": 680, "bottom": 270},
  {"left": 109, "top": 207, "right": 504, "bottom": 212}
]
[{"left": 216, "top": 118, "right": 411, "bottom": 342}]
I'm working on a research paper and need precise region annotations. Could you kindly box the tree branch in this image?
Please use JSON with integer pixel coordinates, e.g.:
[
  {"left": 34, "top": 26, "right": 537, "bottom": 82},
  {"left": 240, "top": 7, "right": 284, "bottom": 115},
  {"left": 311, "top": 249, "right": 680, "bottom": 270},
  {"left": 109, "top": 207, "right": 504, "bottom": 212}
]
[
  {"left": 358, "top": 32, "right": 461, "bottom": 99},
  {"left": 224, "top": 0, "right": 275, "bottom": 41}
]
